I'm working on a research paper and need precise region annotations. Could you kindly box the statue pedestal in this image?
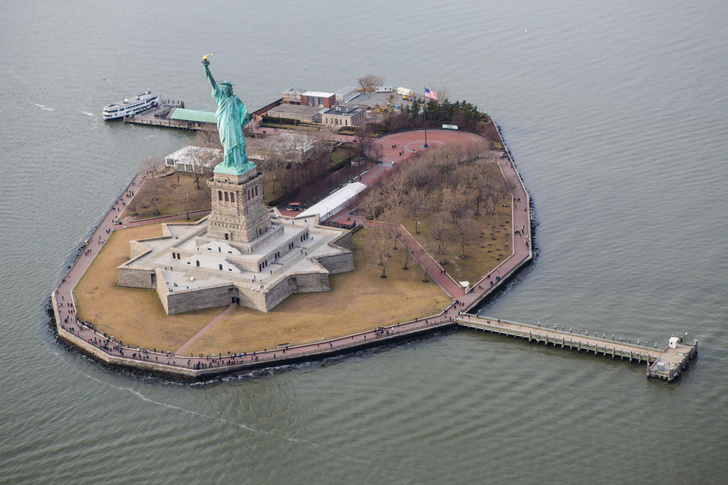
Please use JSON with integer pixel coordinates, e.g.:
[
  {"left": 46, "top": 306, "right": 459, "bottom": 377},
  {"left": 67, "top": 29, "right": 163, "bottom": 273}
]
[{"left": 207, "top": 170, "right": 271, "bottom": 243}]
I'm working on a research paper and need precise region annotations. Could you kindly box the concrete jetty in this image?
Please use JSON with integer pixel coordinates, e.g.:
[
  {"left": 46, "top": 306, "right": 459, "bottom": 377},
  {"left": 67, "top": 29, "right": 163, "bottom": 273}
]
[{"left": 457, "top": 314, "right": 698, "bottom": 382}]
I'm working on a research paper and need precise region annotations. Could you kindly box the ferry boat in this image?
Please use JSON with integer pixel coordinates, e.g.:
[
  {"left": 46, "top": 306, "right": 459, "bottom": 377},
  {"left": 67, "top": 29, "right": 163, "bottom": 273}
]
[{"left": 103, "top": 90, "right": 159, "bottom": 120}]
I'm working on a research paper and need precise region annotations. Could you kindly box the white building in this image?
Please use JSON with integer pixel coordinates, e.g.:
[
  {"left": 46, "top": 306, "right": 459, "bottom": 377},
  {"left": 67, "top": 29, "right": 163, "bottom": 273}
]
[
  {"left": 334, "top": 86, "right": 359, "bottom": 104},
  {"left": 165, "top": 146, "right": 222, "bottom": 173},
  {"left": 297, "top": 182, "right": 367, "bottom": 222},
  {"left": 321, "top": 106, "right": 365, "bottom": 128}
]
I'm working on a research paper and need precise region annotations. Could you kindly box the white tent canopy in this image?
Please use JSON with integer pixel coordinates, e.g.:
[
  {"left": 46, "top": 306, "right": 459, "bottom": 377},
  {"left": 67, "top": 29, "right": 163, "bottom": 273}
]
[{"left": 164, "top": 145, "right": 222, "bottom": 173}]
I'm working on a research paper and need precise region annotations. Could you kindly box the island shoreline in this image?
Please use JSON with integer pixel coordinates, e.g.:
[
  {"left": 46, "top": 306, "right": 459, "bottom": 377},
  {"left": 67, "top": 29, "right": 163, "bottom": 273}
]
[{"left": 49, "top": 123, "right": 535, "bottom": 381}]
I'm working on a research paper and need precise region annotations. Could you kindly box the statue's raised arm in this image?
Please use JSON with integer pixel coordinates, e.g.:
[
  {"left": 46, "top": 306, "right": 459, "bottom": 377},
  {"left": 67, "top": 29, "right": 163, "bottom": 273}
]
[
  {"left": 202, "top": 54, "right": 217, "bottom": 92},
  {"left": 201, "top": 54, "right": 255, "bottom": 176}
]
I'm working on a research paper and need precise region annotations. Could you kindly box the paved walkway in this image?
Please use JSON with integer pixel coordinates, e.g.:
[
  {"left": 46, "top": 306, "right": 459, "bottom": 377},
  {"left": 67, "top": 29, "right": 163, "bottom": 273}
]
[
  {"left": 375, "top": 129, "right": 486, "bottom": 166},
  {"left": 52, "top": 127, "right": 534, "bottom": 378},
  {"left": 347, "top": 129, "right": 532, "bottom": 309},
  {"left": 389, "top": 224, "right": 462, "bottom": 297},
  {"left": 176, "top": 303, "right": 237, "bottom": 355}
]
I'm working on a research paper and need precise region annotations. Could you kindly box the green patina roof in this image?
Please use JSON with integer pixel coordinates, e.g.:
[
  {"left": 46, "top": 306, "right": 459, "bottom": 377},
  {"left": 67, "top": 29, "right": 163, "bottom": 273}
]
[{"left": 170, "top": 108, "right": 217, "bottom": 123}]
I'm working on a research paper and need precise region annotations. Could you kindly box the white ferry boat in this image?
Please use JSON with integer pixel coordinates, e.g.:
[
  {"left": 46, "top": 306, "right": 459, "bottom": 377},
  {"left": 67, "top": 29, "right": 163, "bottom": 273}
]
[{"left": 103, "top": 90, "right": 159, "bottom": 120}]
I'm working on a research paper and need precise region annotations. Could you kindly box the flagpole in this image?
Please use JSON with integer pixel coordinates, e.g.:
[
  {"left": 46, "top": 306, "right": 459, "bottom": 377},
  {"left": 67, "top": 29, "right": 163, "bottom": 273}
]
[{"left": 423, "top": 87, "right": 429, "bottom": 148}]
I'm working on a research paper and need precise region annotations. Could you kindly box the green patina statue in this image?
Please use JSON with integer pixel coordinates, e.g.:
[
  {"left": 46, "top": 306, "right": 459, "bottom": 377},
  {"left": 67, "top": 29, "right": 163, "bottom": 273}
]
[{"left": 202, "top": 54, "right": 255, "bottom": 175}]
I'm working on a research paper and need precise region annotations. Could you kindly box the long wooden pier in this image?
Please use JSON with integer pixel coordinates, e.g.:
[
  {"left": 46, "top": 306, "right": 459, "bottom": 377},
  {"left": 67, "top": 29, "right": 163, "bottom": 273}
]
[{"left": 457, "top": 314, "right": 697, "bottom": 382}]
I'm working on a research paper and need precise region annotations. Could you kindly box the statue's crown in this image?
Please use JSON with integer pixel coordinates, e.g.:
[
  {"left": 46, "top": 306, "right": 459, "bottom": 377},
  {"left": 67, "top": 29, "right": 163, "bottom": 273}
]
[{"left": 221, "top": 81, "right": 233, "bottom": 87}]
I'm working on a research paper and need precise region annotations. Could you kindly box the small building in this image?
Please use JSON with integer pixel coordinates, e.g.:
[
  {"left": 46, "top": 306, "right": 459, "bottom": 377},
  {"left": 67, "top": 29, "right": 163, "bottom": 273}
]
[
  {"left": 321, "top": 106, "right": 365, "bottom": 128},
  {"left": 282, "top": 88, "right": 305, "bottom": 104},
  {"left": 300, "top": 91, "right": 336, "bottom": 109},
  {"left": 334, "top": 86, "right": 359, "bottom": 104},
  {"left": 397, "top": 87, "right": 414, "bottom": 96},
  {"left": 265, "top": 104, "right": 324, "bottom": 124},
  {"left": 165, "top": 145, "right": 222, "bottom": 173},
  {"left": 168, "top": 108, "right": 218, "bottom": 130},
  {"left": 375, "top": 86, "right": 394, "bottom": 93}
]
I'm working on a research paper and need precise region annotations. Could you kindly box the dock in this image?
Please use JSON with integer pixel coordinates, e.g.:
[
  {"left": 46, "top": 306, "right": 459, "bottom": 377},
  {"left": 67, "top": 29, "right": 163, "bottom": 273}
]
[
  {"left": 123, "top": 97, "right": 283, "bottom": 132},
  {"left": 457, "top": 314, "right": 697, "bottom": 382},
  {"left": 123, "top": 100, "right": 219, "bottom": 131}
]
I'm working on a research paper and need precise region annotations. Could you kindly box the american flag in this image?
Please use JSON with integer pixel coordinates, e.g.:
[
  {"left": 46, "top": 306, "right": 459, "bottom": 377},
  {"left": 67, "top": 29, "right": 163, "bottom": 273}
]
[{"left": 424, "top": 88, "right": 438, "bottom": 100}]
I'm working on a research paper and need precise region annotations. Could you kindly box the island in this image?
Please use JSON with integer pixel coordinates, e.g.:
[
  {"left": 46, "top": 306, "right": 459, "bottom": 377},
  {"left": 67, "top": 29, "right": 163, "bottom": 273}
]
[{"left": 50, "top": 64, "right": 696, "bottom": 382}]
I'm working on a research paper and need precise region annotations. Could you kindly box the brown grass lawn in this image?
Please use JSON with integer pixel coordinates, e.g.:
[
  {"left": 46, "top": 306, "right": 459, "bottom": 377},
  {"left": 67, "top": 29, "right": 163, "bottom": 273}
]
[
  {"left": 75, "top": 224, "right": 448, "bottom": 355},
  {"left": 122, "top": 172, "right": 211, "bottom": 222},
  {"left": 75, "top": 223, "right": 222, "bottom": 353}
]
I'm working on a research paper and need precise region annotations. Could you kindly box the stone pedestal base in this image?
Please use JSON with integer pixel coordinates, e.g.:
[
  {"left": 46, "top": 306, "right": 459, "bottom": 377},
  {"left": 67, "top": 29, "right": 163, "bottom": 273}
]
[{"left": 207, "top": 170, "right": 271, "bottom": 243}]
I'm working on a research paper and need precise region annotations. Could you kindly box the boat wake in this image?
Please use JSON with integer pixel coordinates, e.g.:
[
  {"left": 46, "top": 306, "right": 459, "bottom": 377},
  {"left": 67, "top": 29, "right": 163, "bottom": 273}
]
[{"left": 35, "top": 103, "right": 55, "bottom": 111}]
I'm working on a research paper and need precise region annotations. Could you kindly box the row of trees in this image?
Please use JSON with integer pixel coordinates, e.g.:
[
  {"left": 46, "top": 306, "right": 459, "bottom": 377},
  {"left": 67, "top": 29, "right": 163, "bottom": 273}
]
[
  {"left": 370, "top": 98, "right": 498, "bottom": 136},
  {"left": 359, "top": 142, "right": 510, "bottom": 277},
  {"left": 403, "top": 99, "right": 487, "bottom": 125},
  {"left": 253, "top": 128, "right": 347, "bottom": 203}
]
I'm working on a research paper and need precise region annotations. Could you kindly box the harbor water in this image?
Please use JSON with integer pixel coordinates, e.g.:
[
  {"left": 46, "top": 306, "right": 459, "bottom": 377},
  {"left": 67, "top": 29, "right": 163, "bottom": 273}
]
[{"left": 1, "top": 0, "right": 727, "bottom": 483}]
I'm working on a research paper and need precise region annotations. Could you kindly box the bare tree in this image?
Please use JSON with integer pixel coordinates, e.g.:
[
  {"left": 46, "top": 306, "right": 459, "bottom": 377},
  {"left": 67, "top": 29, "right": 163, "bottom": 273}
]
[
  {"left": 427, "top": 210, "right": 452, "bottom": 262},
  {"left": 355, "top": 124, "right": 374, "bottom": 167},
  {"left": 195, "top": 128, "right": 222, "bottom": 150},
  {"left": 358, "top": 74, "right": 384, "bottom": 98},
  {"left": 370, "top": 140, "right": 384, "bottom": 164},
  {"left": 401, "top": 243, "right": 412, "bottom": 270},
  {"left": 140, "top": 155, "right": 163, "bottom": 216},
  {"left": 187, "top": 149, "right": 219, "bottom": 190},
  {"left": 452, "top": 212, "right": 478, "bottom": 258},
  {"left": 384, "top": 171, "right": 408, "bottom": 209},
  {"left": 406, "top": 187, "right": 430, "bottom": 234},
  {"left": 372, "top": 223, "right": 394, "bottom": 278},
  {"left": 393, "top": 224, "right": 413, "bottom": 270},
  {"left": 255, "top": 138, "right": 280, "bottom": 196},
  {"left": 188, "top": 133, "right": 223, "bottom": 190},
  {"left": 174, "top": 187, "right": 193, "bottom": 220}
]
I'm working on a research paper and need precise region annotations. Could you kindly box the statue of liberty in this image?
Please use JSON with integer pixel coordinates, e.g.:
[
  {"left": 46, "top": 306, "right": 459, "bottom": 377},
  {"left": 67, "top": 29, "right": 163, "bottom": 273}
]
[{"left": 202, "top": 54, "right": 255, "bottom": 175}]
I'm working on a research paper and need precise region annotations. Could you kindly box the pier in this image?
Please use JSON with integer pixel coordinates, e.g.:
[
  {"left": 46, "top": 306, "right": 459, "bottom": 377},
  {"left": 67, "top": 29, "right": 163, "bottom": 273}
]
[
  {"left": 123, "top": 100, "right": 219, "bottom": 131},
  {"left": 457, "top": 314, "right": 698, "bottom": 382},
  {"left": 123, "top": 97, "right": 282, "bottom": 131}
]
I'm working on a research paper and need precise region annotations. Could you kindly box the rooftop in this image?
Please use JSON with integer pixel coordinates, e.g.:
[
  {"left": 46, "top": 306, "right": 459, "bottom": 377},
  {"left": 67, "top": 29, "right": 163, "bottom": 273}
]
[
  {"left": 297, "top": 182, "right": 367, "bottom": 220},
  {"left": 166, "top": 145, "right": 222, "bottom": 165},
  {"left": 124, "top": 218, "right": 349, "bottom": 294},
  {"left": 302, "top": 91, "right": 335, "bottom": 98},
  {"left": 267, "top": 104, "right": 325, "bottom": 116},
  {"left": 169, "top": 108, "right": 217, "bottom": 124},
  {"left": 323, "top": 106, "right": 364, "bottom": 115}
]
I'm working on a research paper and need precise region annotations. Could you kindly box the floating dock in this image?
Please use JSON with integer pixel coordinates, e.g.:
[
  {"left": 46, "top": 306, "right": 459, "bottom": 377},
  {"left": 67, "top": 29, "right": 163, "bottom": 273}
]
[{"left": 457, "top": 314, "right": 697, "bottom": 382}]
